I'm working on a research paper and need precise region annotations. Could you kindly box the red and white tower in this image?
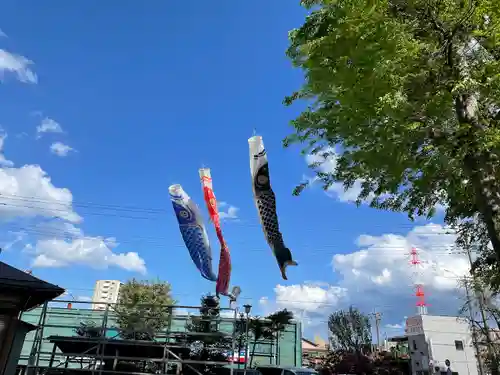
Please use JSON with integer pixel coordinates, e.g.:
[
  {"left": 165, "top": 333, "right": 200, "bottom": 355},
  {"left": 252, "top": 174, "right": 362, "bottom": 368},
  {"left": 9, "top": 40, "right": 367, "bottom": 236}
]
[{"left": 410, "top": 247, "right": 428, "bottom": 315}]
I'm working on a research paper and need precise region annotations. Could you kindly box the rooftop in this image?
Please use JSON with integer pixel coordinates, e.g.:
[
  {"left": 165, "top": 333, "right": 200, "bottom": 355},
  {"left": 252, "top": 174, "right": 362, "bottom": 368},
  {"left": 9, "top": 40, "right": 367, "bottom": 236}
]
[{"left": 0, "top": 261, "right": 65, "bottom": 312}]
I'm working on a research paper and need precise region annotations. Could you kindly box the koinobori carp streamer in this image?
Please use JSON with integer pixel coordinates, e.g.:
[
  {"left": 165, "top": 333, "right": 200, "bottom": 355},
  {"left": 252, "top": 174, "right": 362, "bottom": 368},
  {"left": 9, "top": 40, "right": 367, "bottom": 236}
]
[
  {"left": 169, "top": 184, "right": 217, "bottom": 281},
  {"left": 248, "top": 135, "right": 297, "bottom": 280},
  {"left": 199, "top": 168, "right": 232, "bottom": 296}
]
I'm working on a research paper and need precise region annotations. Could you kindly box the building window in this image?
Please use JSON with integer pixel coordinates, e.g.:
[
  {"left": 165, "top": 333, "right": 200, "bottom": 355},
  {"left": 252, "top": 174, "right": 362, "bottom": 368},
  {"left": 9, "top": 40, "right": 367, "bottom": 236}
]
[
  {"left": 413, "top": 340, "right": 417, "bottom": 350},
  {"left": 454, "top": 340, "right": 464, "bottom": 350}
]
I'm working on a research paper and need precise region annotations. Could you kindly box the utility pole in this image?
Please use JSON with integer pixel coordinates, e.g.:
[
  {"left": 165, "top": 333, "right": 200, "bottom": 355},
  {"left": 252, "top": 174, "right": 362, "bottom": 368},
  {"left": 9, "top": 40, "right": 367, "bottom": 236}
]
[
  {"left": 459, "top": 243, "right": 498, "bottom": 375},
  {"left": 465, "top": 247, "right": 498, "bottom": 375},
  {"left": 370, "top": 312, "right": 382, "bottom": 351},
  {"left": 464, "top": 278, "right": 484, "bottom": 375}
]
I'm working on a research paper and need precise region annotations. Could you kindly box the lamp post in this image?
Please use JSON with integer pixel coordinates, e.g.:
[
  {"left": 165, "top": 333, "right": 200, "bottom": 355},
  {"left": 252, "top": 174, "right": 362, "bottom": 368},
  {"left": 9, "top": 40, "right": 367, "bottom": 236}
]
[
  {"left": 238, "top": 313, "right": 244, "bottom": 369},
  {"left": 243, "top": 304, "right": 252, "bottom": 369}
]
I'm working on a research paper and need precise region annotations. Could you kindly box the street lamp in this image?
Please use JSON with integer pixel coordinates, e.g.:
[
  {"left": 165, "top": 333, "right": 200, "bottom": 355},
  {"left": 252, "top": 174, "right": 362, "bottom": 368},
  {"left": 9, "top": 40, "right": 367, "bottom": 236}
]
[
  {"left": 243, "top": 304, "right": 252, "bottom": 369},
  {"left": 244, "top": 304, "right": 252, "bottom": 315}
]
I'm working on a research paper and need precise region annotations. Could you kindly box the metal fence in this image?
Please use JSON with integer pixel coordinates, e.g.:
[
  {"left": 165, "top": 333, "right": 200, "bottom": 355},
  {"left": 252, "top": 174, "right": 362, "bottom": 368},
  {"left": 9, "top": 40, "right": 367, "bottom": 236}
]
[{"left": 17, "top": 299, "right": 301, "bottom": 375}]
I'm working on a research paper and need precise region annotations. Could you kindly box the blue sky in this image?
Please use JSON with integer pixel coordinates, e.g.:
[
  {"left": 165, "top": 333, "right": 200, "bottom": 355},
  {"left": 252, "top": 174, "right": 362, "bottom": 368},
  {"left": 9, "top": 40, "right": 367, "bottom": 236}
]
[{"left": 0, "top": 1, "right": 469, "bottom": 338}]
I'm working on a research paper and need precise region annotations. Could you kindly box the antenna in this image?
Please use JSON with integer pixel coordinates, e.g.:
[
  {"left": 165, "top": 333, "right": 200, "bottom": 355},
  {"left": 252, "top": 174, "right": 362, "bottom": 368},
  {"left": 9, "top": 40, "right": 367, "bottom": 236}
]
[{"left": 410, "top": 247, "right": 428, "bottom": 315}]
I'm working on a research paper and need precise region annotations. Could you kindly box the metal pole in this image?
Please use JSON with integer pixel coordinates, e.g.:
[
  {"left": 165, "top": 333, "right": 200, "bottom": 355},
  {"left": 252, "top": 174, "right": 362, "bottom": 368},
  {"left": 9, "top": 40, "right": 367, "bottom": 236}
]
[
  {"left": 244, "top": 312, "right": 250, "bottom": 369},
  {"left": 230, "top": 308, "right": 237, "bottom": 375},
  {"left": 293, "top": 322, "right": 297, "bottom": 367},
  {"left": 465, "top": 246, "right": 498, "bottom": 375},
  {"left": 34, "top": 302, "right": 49, "bottom": 373},
  {"left": 96, "top": 303, "right": 110, "bottom": 375},
  {"left": 237, "top": 314, "right": 243, "bottom": 369},
  {"left": 464, "top": 279, "right": 484, "bottom": 375},
  {"left": 375, "top": 312, "right": 381, "bottom": 351},
  {"left": 164, "top": 305, "right": 173, "bottom": 373},
  {"left": 277, "top": 333, "right": 280, "bottom": 366}
]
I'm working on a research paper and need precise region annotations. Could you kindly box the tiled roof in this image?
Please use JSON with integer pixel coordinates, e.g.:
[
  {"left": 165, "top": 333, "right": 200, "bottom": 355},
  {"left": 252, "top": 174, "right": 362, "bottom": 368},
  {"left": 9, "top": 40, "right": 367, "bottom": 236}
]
[{"left": 0, "top": 261, "right": 65, "bottom": 311}]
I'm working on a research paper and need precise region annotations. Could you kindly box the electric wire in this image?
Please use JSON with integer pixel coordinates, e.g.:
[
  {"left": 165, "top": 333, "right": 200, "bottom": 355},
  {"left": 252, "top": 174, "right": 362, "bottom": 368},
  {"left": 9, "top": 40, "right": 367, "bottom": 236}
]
[{"left": 0, "top": 196, "right": 481, "bottom": 312}]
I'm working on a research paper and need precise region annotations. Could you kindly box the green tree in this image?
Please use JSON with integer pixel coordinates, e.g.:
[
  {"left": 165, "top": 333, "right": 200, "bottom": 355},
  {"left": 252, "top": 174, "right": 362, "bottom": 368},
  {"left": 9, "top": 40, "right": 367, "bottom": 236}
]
[
  {"left": 284, "top": 0, "right": 500, "bottom": 282},
  {"left": 114, "top": 278, "right": 175, "bottom": 340},
  {"left": 248, "top": 309, "right": 294, "bottom": 367},
  {"left": 327, "top": 306, "right": 371, "bottom": 353},
  {"left": 178, "top": 295, "right": 234, "bottom": 375}
]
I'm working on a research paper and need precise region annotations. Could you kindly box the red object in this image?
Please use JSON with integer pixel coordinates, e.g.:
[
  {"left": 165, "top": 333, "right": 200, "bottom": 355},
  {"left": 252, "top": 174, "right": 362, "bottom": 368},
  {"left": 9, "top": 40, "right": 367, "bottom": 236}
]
[
  {"left": 410, "top": 248, "right": 428, "bottom": 309},
  {"left": 226, "top": 350, "right": 246, "bottom": 363},
  {"left": 202, "top": 182, "right": 219, "bottom": 225},
  {"left": 200, "top": 171, "right": 232, "bottom": 296},
  {"left": 67, "top": 303, "right": 72, "bottom": 309},
  {"left": 415, "top": 285, "right": 424, "bottom": 297},
  {"left": 410, "top": 247, "right": 421, "bottom": 265}
]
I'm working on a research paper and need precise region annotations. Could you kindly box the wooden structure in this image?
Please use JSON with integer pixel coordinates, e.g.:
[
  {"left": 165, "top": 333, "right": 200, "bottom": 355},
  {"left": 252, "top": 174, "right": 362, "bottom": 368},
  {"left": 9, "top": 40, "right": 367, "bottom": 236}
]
[{"left": 0, "top": 261, "right": 64, "bottom": 375}]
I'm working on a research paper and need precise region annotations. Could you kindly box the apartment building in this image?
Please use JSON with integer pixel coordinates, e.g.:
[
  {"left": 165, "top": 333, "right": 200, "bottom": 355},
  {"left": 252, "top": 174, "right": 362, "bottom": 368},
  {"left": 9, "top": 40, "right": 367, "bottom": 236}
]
[
  {"left": 406, "top": 314, "right": 479, "bottom": 375},
  {"left": 91, "top": 280, "right": 122, "bottom": 310}
]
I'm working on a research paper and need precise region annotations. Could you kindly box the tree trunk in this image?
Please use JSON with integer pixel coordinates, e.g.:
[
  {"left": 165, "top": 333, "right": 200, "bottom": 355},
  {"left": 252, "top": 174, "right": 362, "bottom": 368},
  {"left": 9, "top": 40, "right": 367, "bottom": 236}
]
[
  {"left": 455, "top": 93, "right": 500, "bottom": 264},
  {"left": 464, "top": 153, "right": 500, "bottom": 262}
]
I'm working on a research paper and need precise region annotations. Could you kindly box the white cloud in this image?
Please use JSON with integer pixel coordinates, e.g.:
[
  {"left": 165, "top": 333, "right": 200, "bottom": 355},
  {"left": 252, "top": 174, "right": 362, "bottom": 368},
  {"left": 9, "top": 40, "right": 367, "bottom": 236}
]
[
  {"left": 218, "top": 201, "right": 239, "bottom": 220},
  {"left": 260, "top": 283, "right": 346, "bottom": 326},
  {"left": 0, "top": 133, "right": 13, "bottom": 167},
  {"left": 34, "top": 220, "right": 84, "bottom": 238},
  {"left": 304, "top": 149, "right": 364, "bottom": 202},
  {"left": 0, "top": 164, "right": 81, "bottom": 223},
  {"left": 0, "top": 49, "right": 37, "bottom": 83},
  {"left": 304, "top": 150, "right": 447, "bottom": 213},
  {"left": 0, "top": 29, "right": 6, "bottom": 38},
  {"left": 31, "top": 236, "right": 146, "bottom": 274},
  {"left": 261, "top": 223, "right": 469, "bottom": 329},
  {"left": 37, "top": 118, "right": 63, "bottom": 137},
  {"left": 50, "top": 142, "right": 75, "bottom": 157},
  {"left": 274, "top": 283, "right": 346, "bottom": 313},
  {"left": 0, "top": 133, "right": 147, "bottom": 274}
]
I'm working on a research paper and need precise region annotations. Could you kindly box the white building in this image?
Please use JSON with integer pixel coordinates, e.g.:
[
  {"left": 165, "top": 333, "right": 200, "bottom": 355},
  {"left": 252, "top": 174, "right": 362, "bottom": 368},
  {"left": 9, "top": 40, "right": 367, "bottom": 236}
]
[
  {"left": 91, "top": 280, "right": 122, "bottom": 310},
  {"left": 405, "top": 315, "right": 479, "bottom": 375}
]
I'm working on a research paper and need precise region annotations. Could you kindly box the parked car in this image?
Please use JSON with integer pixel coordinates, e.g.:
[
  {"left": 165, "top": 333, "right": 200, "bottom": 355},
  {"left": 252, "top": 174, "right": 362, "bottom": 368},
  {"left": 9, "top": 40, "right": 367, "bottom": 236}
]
[
  {"left": 256, "top": 365, "right": 319, "bottom": 375},
  {"left": 232, "top": 370, "right": 263, "bottom": 375},
  {"left": 215, "top": 368, "right": 263, "bottom": 375}
]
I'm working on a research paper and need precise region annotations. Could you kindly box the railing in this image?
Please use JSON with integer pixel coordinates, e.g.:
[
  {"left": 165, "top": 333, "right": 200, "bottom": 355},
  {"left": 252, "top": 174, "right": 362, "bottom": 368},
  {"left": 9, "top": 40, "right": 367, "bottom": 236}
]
[{"left": 18, "top": 299, "right": 301, "bottom": 375}]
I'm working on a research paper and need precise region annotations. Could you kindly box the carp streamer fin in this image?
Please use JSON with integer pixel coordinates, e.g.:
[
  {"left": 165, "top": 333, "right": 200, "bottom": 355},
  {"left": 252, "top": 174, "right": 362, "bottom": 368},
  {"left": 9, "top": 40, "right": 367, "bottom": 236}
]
[
  {"left": 169, "top": 184, "right": 217, "bottom": 282},
  {"left": 199, "top": 168, "right": 232, "bottom": 296},
  {"left": 248, "top": 135, "right": 297, "bottom": 280}
]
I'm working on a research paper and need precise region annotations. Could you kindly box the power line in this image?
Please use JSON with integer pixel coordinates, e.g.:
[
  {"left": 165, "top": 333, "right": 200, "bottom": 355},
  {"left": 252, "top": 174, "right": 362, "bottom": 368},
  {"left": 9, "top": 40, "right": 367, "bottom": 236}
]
[
  {"left": 0, "top": 192, "right": 455, "bottom": 231},
  {"left": 51, "top": 285, "right": 470, "bottom": 307},
  {"left": 0, "top": 229, "right": 471, "bottom": 262}
]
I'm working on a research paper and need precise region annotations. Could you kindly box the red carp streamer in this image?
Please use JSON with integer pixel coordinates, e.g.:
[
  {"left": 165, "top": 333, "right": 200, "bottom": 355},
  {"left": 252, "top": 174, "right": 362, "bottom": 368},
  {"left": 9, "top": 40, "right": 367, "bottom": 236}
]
[{"left": 199, "top": 168, "right": 231, "bottom": 296}]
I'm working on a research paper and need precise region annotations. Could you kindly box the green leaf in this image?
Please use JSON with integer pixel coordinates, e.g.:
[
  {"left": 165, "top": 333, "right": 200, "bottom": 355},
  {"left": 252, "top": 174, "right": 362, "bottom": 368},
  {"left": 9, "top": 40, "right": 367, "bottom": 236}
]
[{"left": 285, "top": 0, "right": 500, "bottom": 280}]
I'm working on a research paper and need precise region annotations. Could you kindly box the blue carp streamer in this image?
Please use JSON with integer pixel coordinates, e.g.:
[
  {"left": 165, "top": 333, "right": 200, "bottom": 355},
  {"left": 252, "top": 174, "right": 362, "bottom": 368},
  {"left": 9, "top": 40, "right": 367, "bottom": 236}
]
[{"left": 169, "top": 184, "right": 217, "bottom": 281}]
